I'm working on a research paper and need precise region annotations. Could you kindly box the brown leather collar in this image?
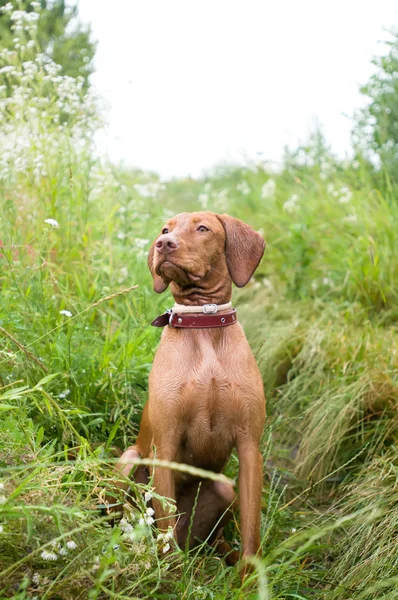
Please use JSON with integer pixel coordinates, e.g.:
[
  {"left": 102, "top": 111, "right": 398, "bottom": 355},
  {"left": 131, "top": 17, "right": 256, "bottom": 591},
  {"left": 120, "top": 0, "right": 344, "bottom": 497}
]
[{"left": 151, "top": 309, "right": 237, "bottom": 329}]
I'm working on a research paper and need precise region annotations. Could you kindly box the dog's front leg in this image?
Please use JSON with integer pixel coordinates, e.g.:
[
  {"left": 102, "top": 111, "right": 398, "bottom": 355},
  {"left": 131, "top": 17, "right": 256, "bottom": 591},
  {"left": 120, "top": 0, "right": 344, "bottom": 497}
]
[
  {"left": 151, "top": 439, "right": 178, "bottom": 536},
  {"left": 236, "top": 437, "right": 263, "bottom": 573}
]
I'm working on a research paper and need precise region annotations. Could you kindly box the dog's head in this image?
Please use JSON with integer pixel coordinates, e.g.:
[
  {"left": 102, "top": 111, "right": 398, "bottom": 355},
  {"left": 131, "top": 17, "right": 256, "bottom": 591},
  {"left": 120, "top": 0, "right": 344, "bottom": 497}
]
[{"left": 148, "top": 212, "right": 265, "bottom": 302}]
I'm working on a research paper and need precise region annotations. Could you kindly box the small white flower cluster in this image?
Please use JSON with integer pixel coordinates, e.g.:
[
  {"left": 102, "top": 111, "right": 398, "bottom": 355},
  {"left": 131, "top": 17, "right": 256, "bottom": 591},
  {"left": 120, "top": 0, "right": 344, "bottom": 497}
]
[
  {"left": 119, "top": 514, "right": 142, "bottom": 542},
  {"left": 59, "top": 310, "right": 73, "bottom": 318},
  {"left": 196, "top": 183, "right": 229, "bottom": 211},
  {"left": 7, "top": 7, "right": 39, "bottom": 36},
  {"left": 144, "top": 490, "right": 153, "bottom": 504},
  {"left": 0, "top": 4, "right": 100, "bottom": 183},
  {"left": 133, "top": 183, "right": 165, "bottom": 198},
  {"left": 40, "top": 539, "right": 78, "bottom": 561},
  {"left": 215, "top": 188, "right": 229, "bottom": 211},
  {"left": 32, "top": 572, "right": 41, "bottom": 585},
  {"left": 198, "top": 192, "right": 209, "bottom": 208},
  {"left": 338, "top": 186, "right": 353, "bottom": 204},
  {"left": 157, "top": 526, "right": 174, "bottom": 554},
  {"left": 236, "top": 181, "right": 250, "bottom": 196},
  {"left": 319, "top": 157, "right": 336, "bottom": 181},
  {"left": 118, "top": 266, "right": 129, "bottom": 284},
  {"left": 44, "top": 218, "right": 59, "bottom": 228},
  {"left": 135, "top": 238, "right": 150, "bottom": 249},
  {"left": 283, "top": 194, "right": 299, "bottom": 213},
  {"left": 91, "top": 555, "right": 101, "bottom": 572},
  {"left": 311, "top": 276, "right": 335, "bottom": 292},
  {"left": 0, "top": 481, "right": 7, "bottom": 506},
  {"left": 327, "top": 183, "right": 352, "bottom": 204},
  {"left": 139, "top": 506, "right": 155, "bottom": 527},
  {"left": 343, "top": 214, "right": 358, "bottom": 224},
  {"left": 261, "top": 179, "right": 276, "bottom": 200}
]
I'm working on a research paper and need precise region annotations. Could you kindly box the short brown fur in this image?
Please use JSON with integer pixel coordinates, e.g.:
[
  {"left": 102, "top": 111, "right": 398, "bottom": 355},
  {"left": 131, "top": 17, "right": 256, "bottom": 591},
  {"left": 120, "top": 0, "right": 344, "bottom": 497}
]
[{"left": 112, "top": 212, "right": 266, "bottom": 575}]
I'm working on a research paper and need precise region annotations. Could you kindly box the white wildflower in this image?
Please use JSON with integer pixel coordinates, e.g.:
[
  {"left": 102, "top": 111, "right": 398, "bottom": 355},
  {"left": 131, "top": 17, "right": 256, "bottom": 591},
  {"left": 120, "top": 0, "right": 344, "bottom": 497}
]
[
  {"left": 198, "top": 193, "right": 208, "bottom": 208},
  {"left": 262, "top": 278, "right": 274, "bottom": 292},
  {"left": 116, "top": 231, "right": 125, "bottom": 240},
  {"left": 44, "top": 218, "right": 59, "bottom": 228},
  {"left": 261, "top": 179, "right": 276, "bottom": 199},
  {"left": 0, "top": 66, "right": 15, "bottom": 74},
  {"left": 41, "top": 550, "right": 58, "bottom": 561},
  {"left": 133, "top": 183, "right": 164, "bottom": 198},
  {"left": 119, "top": 518, "right": 134, "bottom": 534},
  {"left": 146, "top": 507, "right": 155, "bottom": 517},
  {"left": 32, "top": 573, "right": 40, "bottom": 585},
  {"left": 118, "top": 266, "right": 128, "bottom": 283},
  {"left": 59, "top": 310, "right": 72, "bottom": 318},
  {"left": 138, "top": 517, "right": 145, "bottom": 526},
  {"left": 237, "top": 181, "right": 250, "bottom": 195},
  {"left": 283, "top": 194, "right": 299, "bottom": 213},
  {"left": 162, "top": 543, "right": 170, "bottom": 553},
  {"left": 164, "top": 527, "right": 174, "bottom": 542},
  {"left": 1, "top": 3, "right": 14, "bottom": 13},
  {"left": 58, "top": 547, "right": 68, "bottom": 556},
  {"left": 291, "top": 528, "right": 297, "bottom": 533},
  {"left": 144, "top": 491, "right": 153, "bottom": 504},
  {"left": 145, "top": 516, "right": 154, "bottom": 526},
  {"left": 66, "top": 540, "right": 77, "bottom": 550},
  {"left": 322, "top": 277, "right": 334, "bottom": 287},
  {"left": 216, "top": 188, "right": 229, "bottom": 210},
  {"left": 338, "top": 187, "right": 352, "bottom": 204},
  {"left": 58, "top": 389, "right": 70, "bottom": 398},
  {"left": 135, "top": 238, "right": 149, "bottom": 249},
  {"left": 343, "top": 214, "right": 357, "bottom": 223}
]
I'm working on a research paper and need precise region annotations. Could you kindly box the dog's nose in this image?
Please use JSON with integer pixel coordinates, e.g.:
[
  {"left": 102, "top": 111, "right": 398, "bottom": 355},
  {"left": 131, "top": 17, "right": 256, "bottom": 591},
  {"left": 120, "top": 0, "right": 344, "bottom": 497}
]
[{"left": 155, "top": 234, "right": 178, "bottom": 254}]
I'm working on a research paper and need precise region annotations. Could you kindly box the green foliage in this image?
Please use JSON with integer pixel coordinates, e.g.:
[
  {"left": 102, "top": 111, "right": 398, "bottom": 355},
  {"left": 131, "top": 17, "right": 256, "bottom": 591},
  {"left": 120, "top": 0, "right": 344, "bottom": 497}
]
[
  {"left": 357, "top": 28, "right": 398, "bottom": 188},
  {"left": 1, "top": 10, "right": 398, "bottom": 598},
  {"left": 0, "top": 0, "right": 95, "bottom": 86}
]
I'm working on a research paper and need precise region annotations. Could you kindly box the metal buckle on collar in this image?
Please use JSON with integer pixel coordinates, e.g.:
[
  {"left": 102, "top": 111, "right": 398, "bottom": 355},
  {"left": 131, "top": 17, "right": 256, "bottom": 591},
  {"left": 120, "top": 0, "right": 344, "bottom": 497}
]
[{"left": 202, "top": 304, "right": 218, "bottom": 314}]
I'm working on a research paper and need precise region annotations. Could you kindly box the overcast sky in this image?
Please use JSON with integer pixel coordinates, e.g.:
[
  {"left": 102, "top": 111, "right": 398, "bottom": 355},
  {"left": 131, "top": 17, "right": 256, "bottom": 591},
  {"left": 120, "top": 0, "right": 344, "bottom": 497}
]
[{"left": 78, "top": 0, "right": 398, "bottom": 178}]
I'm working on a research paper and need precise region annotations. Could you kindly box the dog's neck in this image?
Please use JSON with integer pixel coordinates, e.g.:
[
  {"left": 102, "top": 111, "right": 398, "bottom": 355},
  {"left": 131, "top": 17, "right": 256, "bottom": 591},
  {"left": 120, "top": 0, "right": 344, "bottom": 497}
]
[
  {"left": 169, "top": 261, "right": 232, "bottom": 306},
  {"left": 170, "top": 280, "right": 232, "bottom": 306}
]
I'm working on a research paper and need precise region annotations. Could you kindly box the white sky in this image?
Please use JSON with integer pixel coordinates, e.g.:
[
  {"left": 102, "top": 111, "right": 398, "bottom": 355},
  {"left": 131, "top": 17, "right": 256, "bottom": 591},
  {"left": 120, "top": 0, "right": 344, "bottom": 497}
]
[{"left": 77, "top": 0, "right": 398, "bottom": 178}]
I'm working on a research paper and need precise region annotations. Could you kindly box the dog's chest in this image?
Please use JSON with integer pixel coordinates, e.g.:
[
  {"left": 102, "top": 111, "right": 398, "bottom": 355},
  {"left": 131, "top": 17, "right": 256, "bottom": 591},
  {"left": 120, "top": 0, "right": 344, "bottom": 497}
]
[{"left": 176, "top": 361, "right": 241, "bottom": 464}]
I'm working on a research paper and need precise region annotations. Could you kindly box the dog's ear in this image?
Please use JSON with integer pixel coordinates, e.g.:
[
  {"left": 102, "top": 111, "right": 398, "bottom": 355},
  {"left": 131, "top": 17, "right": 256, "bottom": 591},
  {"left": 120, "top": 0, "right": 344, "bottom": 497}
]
[
  {"left": 148, "top": 242, "right": 170, "bottom": 293},
  {"left": 216, "top": 214, "right": 266, "bottom": 288}
]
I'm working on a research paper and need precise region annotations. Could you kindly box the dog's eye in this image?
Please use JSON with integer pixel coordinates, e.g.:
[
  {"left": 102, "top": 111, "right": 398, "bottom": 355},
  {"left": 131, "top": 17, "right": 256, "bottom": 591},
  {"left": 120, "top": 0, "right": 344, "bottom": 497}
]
[
  {"left": 197, "top": 225, "right": 209, "bottom": 232},
  {"left": 162, "top": 228, "right": 169, "bottom": 234}
]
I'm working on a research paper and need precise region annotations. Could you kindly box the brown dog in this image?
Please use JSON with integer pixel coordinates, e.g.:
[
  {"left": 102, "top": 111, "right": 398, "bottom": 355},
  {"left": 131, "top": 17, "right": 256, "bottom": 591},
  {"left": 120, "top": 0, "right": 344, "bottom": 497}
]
[{"left": 112, "top": 212, "right": 266, "bottom": 571}]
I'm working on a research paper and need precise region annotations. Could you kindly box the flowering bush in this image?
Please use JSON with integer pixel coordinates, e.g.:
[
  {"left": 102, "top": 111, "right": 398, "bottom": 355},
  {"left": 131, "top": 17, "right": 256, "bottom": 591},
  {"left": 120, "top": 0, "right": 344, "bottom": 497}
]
[{"left": 0, "top": 2, "right": 100, "bottom": 183}]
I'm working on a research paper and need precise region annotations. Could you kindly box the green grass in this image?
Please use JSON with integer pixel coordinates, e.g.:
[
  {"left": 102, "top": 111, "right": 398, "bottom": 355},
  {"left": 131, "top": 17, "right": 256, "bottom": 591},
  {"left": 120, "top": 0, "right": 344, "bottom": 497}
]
[{"left": 1, "top": 9, "right": 398, "bottom": 598}]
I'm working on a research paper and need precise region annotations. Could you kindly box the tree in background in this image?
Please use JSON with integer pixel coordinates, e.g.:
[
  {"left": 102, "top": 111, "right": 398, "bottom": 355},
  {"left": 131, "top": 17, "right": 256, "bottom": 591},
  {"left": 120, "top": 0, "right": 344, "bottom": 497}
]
[
  {"left": 355, "top": 28, "right": 398, "bottom": 188},
  {"left": 0, "top": 0, "right": 96, "bottom": 87}
]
